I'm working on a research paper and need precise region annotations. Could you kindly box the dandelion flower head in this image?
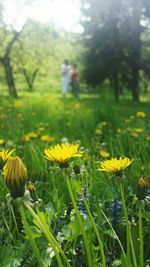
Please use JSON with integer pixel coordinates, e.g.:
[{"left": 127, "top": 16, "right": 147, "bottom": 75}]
[
  {"left": 44, "top": 143, "right": 82, "bottom": 166},
  {"left": 98, "top": 157, "right": 133, "bottom": 173}
]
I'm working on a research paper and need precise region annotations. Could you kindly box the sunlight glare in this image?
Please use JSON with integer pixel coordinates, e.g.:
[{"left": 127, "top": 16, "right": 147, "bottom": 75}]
[{"left": 3, "top": 0, "right": 83, "bottom": 32}]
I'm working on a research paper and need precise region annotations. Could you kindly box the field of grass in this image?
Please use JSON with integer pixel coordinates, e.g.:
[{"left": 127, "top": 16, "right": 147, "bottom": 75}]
[{"left": 0, "top": 90, "right": 150, "bottom": 267}]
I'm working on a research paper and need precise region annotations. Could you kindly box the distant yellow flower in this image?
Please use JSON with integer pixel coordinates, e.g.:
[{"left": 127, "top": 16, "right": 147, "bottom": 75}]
[
  {"left": 74, "top": 103, "right": 81, "bottom": 109},
  {"left": 98, "top": 157, "right": 133, "bottom": 173},
  {"left": 146, "top": 135, "right": 150, "bottom": 141},
  {"left": 23, "top": 135, "right": 30, "bottom": 142},
  {"left": 138, "top": 176, "right": 149, "bottom": 189},
  {"left": 95, "top": 128, "right": 102, "bottom": 135},
  {"left": 41, "top": 135, "right": 55, "bottom": 142},
  {"left": 28, "top": 132, "right": 38, "bottom": 138},
  {"left": 136, "top": 111, "right": 146, "bottom": 118},
  {"left": 99, "top": 150, "right": 110, "bottom": 158},
  {"left": 127, "top": 127, "right": 132, "bottom": 133},
  {"left": 23, "top": 132, "right": 38, "bottom": 141},
  {"left": 130, "top": 132, "right": 138, "bottom": 138},
  {"left": 3, "top": 156, "right": 27, "bottom": 198},
  {"left": 0, "top": 139, "right": 5, "bottom": 145},
  {"left": 135, "top": 128, "right": 144, "bottom": 133},
  {"left": 14, "top": 101, "right": 23, "bottom": 109},
  {"left": 37, "top": 127, "right": 44, "bottom": 133},
  {"left": 44, "top": 143, "right": 82, "bottom": 167}
]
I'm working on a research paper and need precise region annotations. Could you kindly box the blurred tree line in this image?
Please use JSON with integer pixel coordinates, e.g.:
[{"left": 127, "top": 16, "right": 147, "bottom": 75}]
[
  {"left": 0, "top": 0, "right": 150, "bottom": 100},
  {"left": 0, "top": 0, "right": 82, "bottom": 97},
  {"left": 81, "top": 0, "right": 150, "bottom": 100}
]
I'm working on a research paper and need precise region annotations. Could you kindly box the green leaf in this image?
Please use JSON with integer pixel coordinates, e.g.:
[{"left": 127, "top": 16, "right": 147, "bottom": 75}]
[{"left": 69, "top": 216, "right": 82, "bottom": 237}]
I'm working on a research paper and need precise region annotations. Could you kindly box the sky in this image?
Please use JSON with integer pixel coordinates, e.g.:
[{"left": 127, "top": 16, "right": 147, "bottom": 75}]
[{"left": 3, "top": 0, "right": 83, "bottom": 33}]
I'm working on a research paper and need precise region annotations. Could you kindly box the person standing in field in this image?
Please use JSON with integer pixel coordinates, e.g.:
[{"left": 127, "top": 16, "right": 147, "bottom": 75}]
[
  {"left": 71, "top": 64, "right": 80, "bottom": 97},
  {"left": 60, "top": 59, "right": 71, "bottom": 97}
]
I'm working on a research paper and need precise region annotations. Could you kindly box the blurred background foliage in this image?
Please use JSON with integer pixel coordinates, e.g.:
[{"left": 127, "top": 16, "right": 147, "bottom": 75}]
[{"left": 0, "top": 0, "right": 149, "bottom": 100}]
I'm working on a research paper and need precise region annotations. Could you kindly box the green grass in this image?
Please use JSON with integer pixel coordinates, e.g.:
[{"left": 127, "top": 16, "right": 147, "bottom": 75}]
[{"left": 0, "top": 90, "right": 150, "bottom": 267}]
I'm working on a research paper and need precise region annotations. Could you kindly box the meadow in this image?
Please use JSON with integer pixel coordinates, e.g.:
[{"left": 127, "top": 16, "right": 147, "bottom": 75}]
[{"left": 0, "top": 89, "right": 150, "bottom": 267}]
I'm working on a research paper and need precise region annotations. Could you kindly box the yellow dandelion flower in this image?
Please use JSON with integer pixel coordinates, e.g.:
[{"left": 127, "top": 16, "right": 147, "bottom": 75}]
[
  {"left": 3, "top": 156, "right": 27, "bottom": 198},
  {"left": 138, "top": 176, "right": 149, "bottom": 189},
  {"left": 0, "top": 139, "right": 5, "bottom": 145},
  {"left": 27, "top": 181, "right": 37, "bottom": 201},
  {"left": 130, "top": 132, "right": 138, "bottom": 138},
  {"left": 23, "top": 135, "right": 30, "bottom": 142},
  {"left": 0, "top": 149, "right": 14, "bottom": 164},
  {"left": 99, "top": 150, "right": 110, "bottom": 158},
  {"left": 23, "top": 132, "right": 38, "bottom": 141},
  {"left": 44, "top": 143, "right": 82, "bottom": 167},
  {"left": 41, "top": 135, "right": 55, "bottom": 142},
  {"left": 98, "top": 157, "right": 133, "bottom": 173},
  {"left": 28, "top": 132, "right": 38, "bottom": 138},
  {"left": 74, "top": 103, "right": 81, "bottom": 109},
  {"left": 146, "top": 136, "right": 150, "bottom": 141},
  {"left": 14, "top": 101, "right": 23, "bottom": 109},
  {"left": 95, "top": 128, "right": 102, "bottom": 135},
  {"left": 37, "top": 127, "right": 44, "bottom": 133},
  {"left": 135, "top": 128, "right": 144, "bottom": 133},
  {"left": 127, "top": 127, "right": 132, "bottom": 133},
  {"left": 136, "top": 111, "right": 146, "bottom": 118}
]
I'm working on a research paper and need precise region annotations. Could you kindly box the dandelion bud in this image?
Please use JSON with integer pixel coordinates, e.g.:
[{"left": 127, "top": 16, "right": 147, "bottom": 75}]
[
  {"left": 3, "top": 156, "right": 27, "bottom": 199},
  {"left": 137, "top": 176, "right": 149, "bottom": 200},
  {"left": 27, "top": 181, "right": 38, "bottom": 202},
  {"left": 27, "top": 181, "right": 35, "bottom": 193}
]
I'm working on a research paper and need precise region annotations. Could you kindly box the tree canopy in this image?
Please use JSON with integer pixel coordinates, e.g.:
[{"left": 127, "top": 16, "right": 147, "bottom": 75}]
[{"left": 81, "top": 0, "right": 150, "bottom": 100}]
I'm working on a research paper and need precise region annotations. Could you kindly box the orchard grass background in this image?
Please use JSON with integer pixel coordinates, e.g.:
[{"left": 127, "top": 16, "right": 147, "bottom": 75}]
[{"left": 0, "top": 87, "right": 150, "bottom": 267}]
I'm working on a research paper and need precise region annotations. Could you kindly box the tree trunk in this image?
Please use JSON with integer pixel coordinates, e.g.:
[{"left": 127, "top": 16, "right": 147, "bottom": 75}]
[
  {"left": 21, "top": 67, "right": 39, "bottom": 91},
  {"left": 144, "top": 79, "right": 148, "bottom": 94},
  {"left": 3, "top": 55, "right": 18, "bottom": 98},
  {"left": 131, "top": 65, "right": 139, "bottom": 101}
]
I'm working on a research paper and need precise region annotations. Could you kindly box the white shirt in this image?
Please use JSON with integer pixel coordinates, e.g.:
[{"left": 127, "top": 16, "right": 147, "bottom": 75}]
[{"left": 61, "top": 64, "right": 71, "bottom": 84}]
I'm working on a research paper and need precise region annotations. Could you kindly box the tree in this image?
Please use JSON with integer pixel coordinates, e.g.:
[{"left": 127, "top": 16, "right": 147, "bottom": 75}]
[
  {"left": 81, "top": 0, "right": 150, "bottom": 101},
  {"left": 12, "top": 21, "right": 44, "bottom": 91},
  {"left": 0, "top": 21, "right": 20, "bottom": 97},
  {"left": 0, "top": 0, "right": 34, "bottom": 97}
]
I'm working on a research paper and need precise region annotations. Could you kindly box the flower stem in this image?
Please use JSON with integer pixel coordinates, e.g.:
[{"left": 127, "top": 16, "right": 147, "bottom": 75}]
[
  {"left": 139, "top": 206, "right": 143, "bottom": 267},
  {"left": 66, "top": 176, "right": 93, "bottom": 267},
  {"left": 24, "top": 202, "right": 70, "bottom": 267},
  {"left": 36, "top": 207, "right": 71, "bottom": 267},
  {"left": 120, "top": 184, "right": 137, "bottom": 267},
  {"left": 19, "top": 205, "right": 45, "bottom": 267},
  {"left": 100, "top": 208, "right": 126, "bottom": 258},
  {"left": 81, "top": 190, "right": 106, "bottom": 267}
]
